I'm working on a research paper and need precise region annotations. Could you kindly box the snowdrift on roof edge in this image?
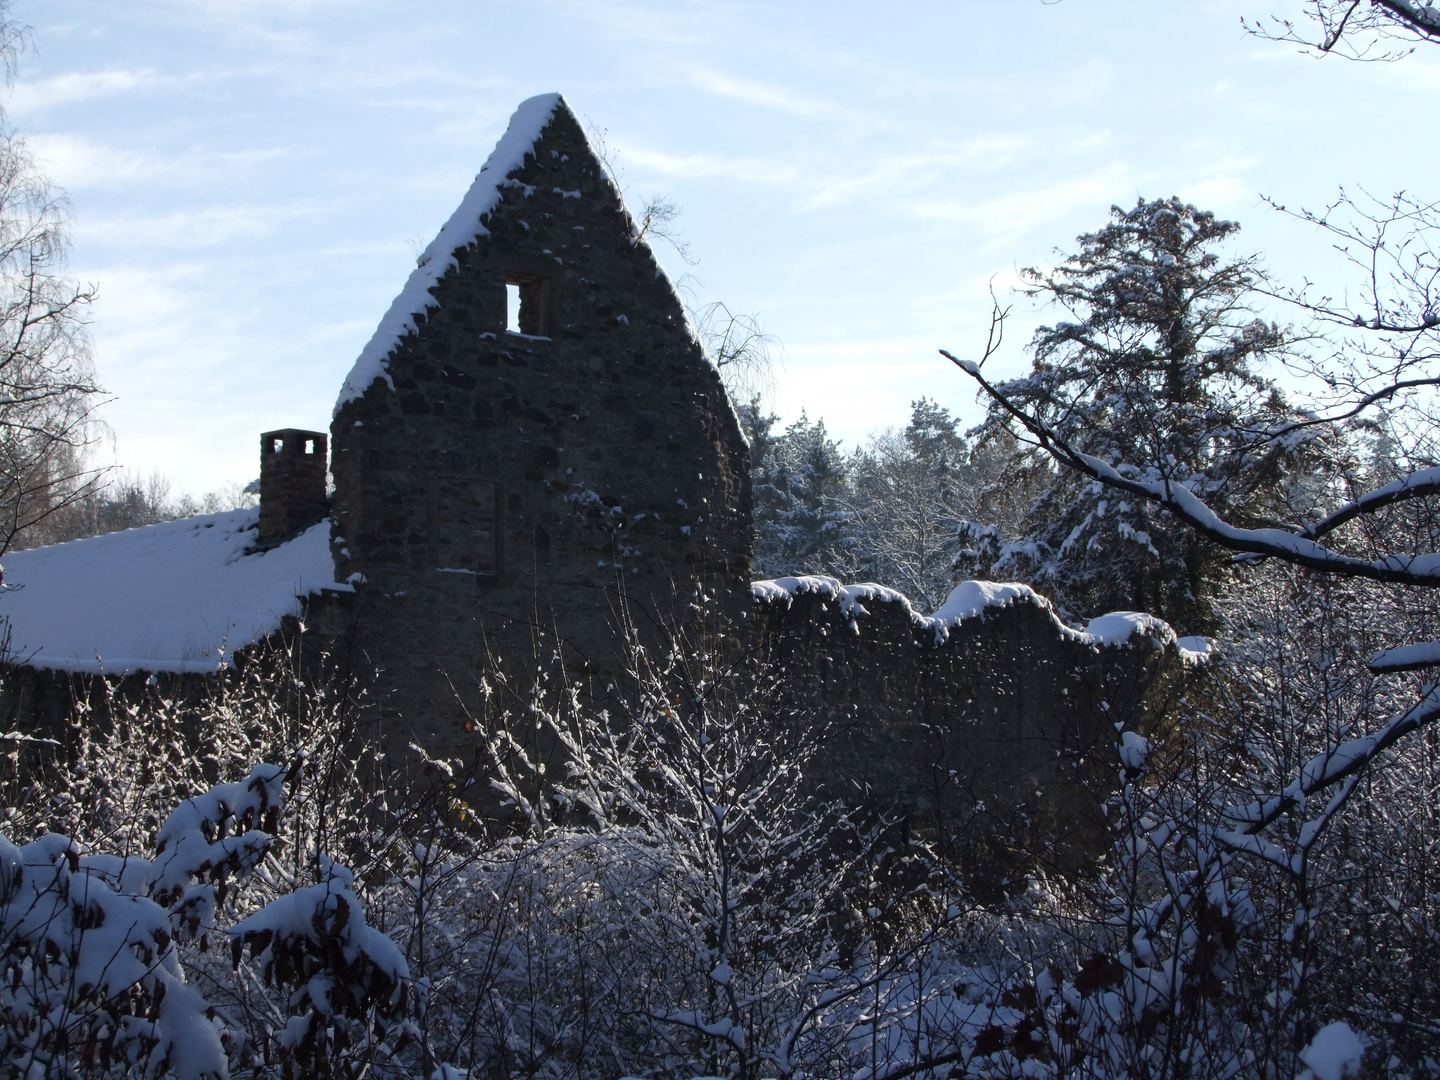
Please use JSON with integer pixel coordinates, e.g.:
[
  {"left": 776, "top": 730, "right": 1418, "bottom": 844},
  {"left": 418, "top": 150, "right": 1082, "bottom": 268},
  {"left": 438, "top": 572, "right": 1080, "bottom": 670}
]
[{"left": 334, "top": 93, "right": 564, "bottom": 416}]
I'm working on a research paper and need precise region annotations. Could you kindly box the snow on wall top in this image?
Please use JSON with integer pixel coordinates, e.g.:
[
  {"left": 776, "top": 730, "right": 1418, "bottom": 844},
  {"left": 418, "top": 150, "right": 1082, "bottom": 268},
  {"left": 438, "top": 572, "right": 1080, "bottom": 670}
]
[
  {"left": 0, "top": 508, "right": 349, "bottom": 675},
  {"left": 753, "top": 575, "right": 1185, "bottom": 652},
  {"left": 334, "top": 92, "right": 564, "bottom": 416}
]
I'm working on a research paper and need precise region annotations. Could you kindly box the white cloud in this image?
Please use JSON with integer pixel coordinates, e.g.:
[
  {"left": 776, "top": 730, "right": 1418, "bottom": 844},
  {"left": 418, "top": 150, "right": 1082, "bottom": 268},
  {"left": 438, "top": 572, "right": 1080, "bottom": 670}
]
[
  {"left": 1184, "top": 176, "right": 1250, "bottom": 207},
  {"left": 81, "top": 202, "right": 321, "bottom": 249},
  {"left": 913, "top": 163, "right": 1134, "bottom": 238},
  {"left": 690, "top": 69, "right": 835, "bottom": 118},
  {"left": 791, "top": 136, "right": 1036, "bottom": 212},
  {"left": 10, "top": 68, "right": 170, "bottom": 113},
  {"left": 29, "top": 133, "right": 169, "bottom": 188},
  {"left": 29, "top": 134, "right": 287, "bottom": 193},
  {"left": 621, "top": 145, "right": 801, "bottom": 186}
]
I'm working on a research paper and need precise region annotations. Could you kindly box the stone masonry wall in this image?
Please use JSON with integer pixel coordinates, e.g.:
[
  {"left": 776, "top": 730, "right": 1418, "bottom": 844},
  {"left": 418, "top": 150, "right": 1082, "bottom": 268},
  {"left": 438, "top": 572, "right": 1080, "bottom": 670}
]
[
  {"left": 0, "top": 95, "right": 1200, "bottom": 888},
  {"left": 330, "top": 97, "right": 751, "bottom": 760},
  {"left": 753, "top": 580, "right": 1194, "bottom": 889}
]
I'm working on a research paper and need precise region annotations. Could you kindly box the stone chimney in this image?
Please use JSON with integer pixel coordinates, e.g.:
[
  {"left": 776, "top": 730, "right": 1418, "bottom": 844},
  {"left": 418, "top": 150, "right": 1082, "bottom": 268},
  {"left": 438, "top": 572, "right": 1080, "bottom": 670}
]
[{"left": 258, "top": 429, "right": 328, "bottom": 547}]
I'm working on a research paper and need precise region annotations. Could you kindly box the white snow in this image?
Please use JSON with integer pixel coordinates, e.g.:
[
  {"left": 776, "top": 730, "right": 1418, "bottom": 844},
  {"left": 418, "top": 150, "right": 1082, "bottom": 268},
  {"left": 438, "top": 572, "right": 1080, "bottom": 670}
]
[
  {"left": 0, "top": 830, "right": 230, "bottom": 1080},
  {"left": 1176, "top": 634, "right": 1217, "bottom": 664},
  {"left": 1370, "top": 639, "right": 1440, "bottom": 672},
  {"left": 1072, "top": 448, "right": 1440, "bottom": 584},
  {"left": 932, "top": 580, "right": 1038, "bottom": 623},
  {"left": 0, "top": 507, "right": 348, "bottom": 674},
  {"left": 1297, "top": 1021, "right": 1366, "bottom": 1080},
  {"left": 1119, "top": 729, "right": 1151, "bottom": 770},
  {"left": 230, "top": 854, "right": 410, "bottom": 1007},
  {"left": 1082, "top": 610, "right": 1176, "bottom": 648},
  {"left": 753, "top": 576, "right": 1178, "bottom": 650},
  {"left": 335, "top": 92, "right": 563, "bottom": 415},
  {"left": 153, "top": 763, "right": 287, "bottom": 898}
]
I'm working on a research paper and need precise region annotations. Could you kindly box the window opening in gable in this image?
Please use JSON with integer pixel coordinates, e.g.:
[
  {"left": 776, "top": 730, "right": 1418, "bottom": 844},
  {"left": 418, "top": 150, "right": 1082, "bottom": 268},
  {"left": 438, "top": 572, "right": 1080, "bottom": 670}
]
[
  {"left": 429, "top": 476, "right": 503, "bottom": 577},
  {"left": 505, "top": 272, "right": 551, "bottom": 337},
  {"left": 505, "top": 283, "right": 522, "bottom": 333}
]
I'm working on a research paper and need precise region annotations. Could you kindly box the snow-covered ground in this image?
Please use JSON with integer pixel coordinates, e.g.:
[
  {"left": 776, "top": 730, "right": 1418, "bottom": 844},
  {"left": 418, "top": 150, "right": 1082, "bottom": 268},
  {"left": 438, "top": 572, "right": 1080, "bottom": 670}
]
[{"left": 0, "top": 507, "right": 346, "bottom": 674}]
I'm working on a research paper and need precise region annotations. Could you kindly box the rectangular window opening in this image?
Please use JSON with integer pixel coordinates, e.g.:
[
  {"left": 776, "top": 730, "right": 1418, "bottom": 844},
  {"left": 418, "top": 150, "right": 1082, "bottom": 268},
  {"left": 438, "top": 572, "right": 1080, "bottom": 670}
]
[
  {"left": 429, "top": 476, "right": 502, "bottom": 576},
  {"left": 304, "top": 439, "right": 316, "bottom": 455},
  {"left": 270, "top": 438, "right": 284, "bottom": 454},
  {"left": 505, "top": 273, "right": 550, "bottom": 337},
  {"left": 505, "top": 282, "right": 522, "bottom": 333}
]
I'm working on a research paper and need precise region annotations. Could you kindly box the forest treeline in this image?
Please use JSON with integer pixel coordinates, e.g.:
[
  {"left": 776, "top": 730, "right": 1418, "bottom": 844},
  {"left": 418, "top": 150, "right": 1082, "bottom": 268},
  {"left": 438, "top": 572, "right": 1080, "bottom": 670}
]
[{"left": 10, "top": 470, "right": 256, "bottom": 550}]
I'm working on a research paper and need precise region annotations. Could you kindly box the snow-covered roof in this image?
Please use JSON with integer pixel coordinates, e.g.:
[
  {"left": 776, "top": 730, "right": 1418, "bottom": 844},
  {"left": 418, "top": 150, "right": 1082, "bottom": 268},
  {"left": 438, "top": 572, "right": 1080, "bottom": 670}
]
[
  {"left": 335, "top": 92, "right": 564, "bottom": 416},
  {"left": 0, "top": 508, "right": 348, "bottom": 675}
]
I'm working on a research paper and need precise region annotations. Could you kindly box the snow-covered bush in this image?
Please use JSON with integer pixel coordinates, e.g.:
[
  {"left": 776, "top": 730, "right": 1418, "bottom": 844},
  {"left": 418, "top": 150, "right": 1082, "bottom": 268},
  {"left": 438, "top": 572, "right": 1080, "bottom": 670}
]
[
  {"left": 6, "top": 601, "right": 1433, "bottom": 1077},
  {"left": 459, "top": 620, "right": 982, "bottom": 1079},
  {"left": 0, "top": 760, "right": 408, "bottom": 1080}
]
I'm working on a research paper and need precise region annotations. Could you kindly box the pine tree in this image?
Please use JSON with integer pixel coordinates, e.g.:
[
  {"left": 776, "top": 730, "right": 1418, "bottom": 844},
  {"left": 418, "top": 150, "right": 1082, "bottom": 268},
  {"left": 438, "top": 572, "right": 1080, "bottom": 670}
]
[
  {"left": 841, "top": 398, "right": 972, "bottom": 611},
  {"left": 967, "top": 197, "right": 1301, "bottom": 631},
  {"left": 740, "top": 400, "right": 852, "bottom": 579}
]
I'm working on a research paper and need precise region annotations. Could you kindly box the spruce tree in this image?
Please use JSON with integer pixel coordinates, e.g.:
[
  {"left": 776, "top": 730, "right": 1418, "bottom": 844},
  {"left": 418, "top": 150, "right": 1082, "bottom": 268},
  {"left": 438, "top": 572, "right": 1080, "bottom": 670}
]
[
  {"left": 740, "top": 400, "right": 852, "bottom": 579},
  {"left": 966, "top": 197, "right": 1301, "bottom": 630}
]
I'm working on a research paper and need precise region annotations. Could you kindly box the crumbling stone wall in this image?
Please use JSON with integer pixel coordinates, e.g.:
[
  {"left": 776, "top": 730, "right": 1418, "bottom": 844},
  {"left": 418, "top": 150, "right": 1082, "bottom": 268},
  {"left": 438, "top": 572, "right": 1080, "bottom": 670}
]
[
  {"left": 330, "top": 97, "right": 751, "bottom": 760},
  {"left": 753, "top": 581, "right": 1194, "bottom": 888}
]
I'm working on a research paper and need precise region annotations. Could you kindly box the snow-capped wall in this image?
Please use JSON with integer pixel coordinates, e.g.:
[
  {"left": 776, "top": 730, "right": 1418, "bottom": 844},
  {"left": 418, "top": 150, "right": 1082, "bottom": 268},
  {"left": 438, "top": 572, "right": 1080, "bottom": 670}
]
[
  {"left": 0, "top": 508, "right": 349, "bottom": 674},
  {"left": 752, "top": 574, "right": 1200, "bottom": 888},
  {"left": 752, "top": 575, "right": 1196, "bottom": 653}
]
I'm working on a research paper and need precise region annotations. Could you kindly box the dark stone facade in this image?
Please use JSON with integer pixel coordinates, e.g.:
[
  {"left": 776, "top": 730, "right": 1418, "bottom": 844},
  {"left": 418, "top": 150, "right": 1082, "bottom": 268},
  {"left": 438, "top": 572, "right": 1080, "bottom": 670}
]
[
  {"left": 753, "top": 583, "right": 1191, "bottom": 885},
  {"left": 329, "top": 97, "right": 751, "bottom": 756}
]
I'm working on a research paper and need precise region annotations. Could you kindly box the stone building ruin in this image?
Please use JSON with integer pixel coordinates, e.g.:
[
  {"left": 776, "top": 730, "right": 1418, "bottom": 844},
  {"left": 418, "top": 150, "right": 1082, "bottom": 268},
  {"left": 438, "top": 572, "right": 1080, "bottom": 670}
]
[
  {"left": 327, "top": 93, "right": 751, "bottom": 752},
  {"left": 0, "top": 94, "right": 1203, "bottom": 878}
]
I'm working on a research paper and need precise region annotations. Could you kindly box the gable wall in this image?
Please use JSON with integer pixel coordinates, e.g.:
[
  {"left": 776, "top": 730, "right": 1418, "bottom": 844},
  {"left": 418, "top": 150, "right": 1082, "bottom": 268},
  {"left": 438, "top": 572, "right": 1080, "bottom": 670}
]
[{"left": 330, "top": 100, "right": 751, "bottom": 755}]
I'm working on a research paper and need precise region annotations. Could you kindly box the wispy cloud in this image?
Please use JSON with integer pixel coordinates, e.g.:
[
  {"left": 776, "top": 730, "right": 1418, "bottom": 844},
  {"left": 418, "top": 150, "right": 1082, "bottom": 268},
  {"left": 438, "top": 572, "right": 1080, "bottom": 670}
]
[
  {"left": 913, "top": 163, "right": 1135, "bottom": 238},
  {"left": 621, "top": 145, "right": 801, "bottom": 186},
  {"left": 791, "top": 135, "right": 1037, "bottom": 212},
  {"left": 10, "top": 68, "right": 174, "bottom": 113},
  {"left": 690, "top": 69, "right": 834, "bottom": 118},
  {"left": 30, "top": 133, "right": 169, "bottom": 188},
  {"left": 81, "top": 201, "right": 324, "bottom": 249},
  {"left": 621, "top": 129, "right": 1038, "bottom": 219},
  {"left": 543, "top": 0, "right": 715, "bottom": 54},
  {"left": 30, "top": 134, "right": 287, "bottom": 192},
  {"left": 1185, "top": 176, "right": 1250, "bottom": 207}
]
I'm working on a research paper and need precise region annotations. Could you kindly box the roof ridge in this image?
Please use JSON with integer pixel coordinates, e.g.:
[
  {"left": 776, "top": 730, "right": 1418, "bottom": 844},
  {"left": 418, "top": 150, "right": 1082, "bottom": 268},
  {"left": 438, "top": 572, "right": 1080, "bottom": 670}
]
[{"left": 335, "top": 92, "right": 566, "bottom": 414}]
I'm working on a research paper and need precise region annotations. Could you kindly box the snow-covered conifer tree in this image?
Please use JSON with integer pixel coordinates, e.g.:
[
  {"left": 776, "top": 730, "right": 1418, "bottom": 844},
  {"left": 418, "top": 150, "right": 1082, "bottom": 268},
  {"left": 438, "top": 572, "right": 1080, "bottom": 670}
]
[
  {"left": 741, "top": 400, "right": 852, "bottom": 579},
  {"left": 962, "top": 197, "right": 1302, "bottom": 631},
  {"left": 840, "top": 399, "right": 972, "bottom": 611}
]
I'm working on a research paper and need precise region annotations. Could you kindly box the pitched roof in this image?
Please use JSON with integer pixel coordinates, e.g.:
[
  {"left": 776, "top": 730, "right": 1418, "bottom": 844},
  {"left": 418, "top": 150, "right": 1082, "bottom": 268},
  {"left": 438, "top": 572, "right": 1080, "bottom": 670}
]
[
  {"left": 335, "top": 92, "right": 565, "bottom": 415},
  {"left": 0, "top": 508, "right": 346, "bottom": 674}
]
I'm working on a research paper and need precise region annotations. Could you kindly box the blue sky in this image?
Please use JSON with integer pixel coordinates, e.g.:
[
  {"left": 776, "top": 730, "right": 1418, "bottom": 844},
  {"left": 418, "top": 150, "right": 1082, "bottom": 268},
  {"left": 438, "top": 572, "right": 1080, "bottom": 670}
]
[{"left": 10, "top": 0, "right": 1436, "bottom": 493}]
